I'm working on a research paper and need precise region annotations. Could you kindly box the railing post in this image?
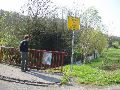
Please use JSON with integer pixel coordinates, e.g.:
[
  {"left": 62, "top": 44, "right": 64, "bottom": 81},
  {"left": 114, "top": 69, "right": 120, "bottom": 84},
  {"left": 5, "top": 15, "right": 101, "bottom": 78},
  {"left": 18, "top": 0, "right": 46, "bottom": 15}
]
[
  {"left": 52, "top": 51, "right": 55, "bottom": 68},
  {"left": 61, "top": 52, "right": 65, "bottom": 72},
  {"left": 57, "top": 52, "right": 61, "bottom": 70},
  {"left": 0, "top": 47, "right": 2, "bottom": 63},
  {"left": 39, "top": 50, "right": 42, "bottom": 69},
  {"left": 36, "top": 50, "right": 40, "bottom": 70},
  {"left": 54, "top": 51, "right": 58, "bottom": 69}
]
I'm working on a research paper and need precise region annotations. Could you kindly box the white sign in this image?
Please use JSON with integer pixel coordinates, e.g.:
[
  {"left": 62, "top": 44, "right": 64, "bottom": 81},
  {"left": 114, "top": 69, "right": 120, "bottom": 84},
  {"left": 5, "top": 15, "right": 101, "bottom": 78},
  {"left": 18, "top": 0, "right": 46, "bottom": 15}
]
[{"left": 42, "top": 52, "right": 52, "bottom": 65}]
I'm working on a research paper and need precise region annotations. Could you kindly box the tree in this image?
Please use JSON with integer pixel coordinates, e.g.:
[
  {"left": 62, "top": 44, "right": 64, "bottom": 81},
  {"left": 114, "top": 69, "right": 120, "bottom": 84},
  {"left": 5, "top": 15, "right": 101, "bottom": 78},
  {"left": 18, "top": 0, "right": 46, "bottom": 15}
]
[
  {"left": 74, "top": 7, "right": 108, "bottom": 63},
  {"left": 0, "top": 10, "right": 28, "bottom": 47},
  {"left": 112, "top": 41, "right": 119, "bottom": 49},
  {"left": 80, "top": 7, "right": 102, "bottom": 29}
]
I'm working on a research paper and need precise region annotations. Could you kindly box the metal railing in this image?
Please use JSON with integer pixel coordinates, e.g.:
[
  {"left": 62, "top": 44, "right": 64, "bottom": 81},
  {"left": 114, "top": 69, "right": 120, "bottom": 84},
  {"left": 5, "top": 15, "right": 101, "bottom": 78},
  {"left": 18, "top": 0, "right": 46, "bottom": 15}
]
[{"left": 0, "top": 46, "right": 67, "bottom": 72}]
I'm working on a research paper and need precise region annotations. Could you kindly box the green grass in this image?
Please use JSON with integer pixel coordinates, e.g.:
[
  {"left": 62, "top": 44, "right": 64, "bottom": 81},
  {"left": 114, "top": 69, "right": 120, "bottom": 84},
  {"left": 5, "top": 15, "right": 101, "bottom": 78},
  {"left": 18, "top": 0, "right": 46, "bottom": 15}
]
[{"left": 61, "top": 48, "right": 120, "bottom": 86}]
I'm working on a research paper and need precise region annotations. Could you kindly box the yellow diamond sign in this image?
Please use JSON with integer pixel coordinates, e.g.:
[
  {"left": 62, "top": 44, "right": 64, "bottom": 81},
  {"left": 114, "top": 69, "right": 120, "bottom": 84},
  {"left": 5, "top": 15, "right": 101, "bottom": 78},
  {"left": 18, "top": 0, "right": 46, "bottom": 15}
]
[{"left": 68, "top": 16, "right": 80, "bottom": 30}]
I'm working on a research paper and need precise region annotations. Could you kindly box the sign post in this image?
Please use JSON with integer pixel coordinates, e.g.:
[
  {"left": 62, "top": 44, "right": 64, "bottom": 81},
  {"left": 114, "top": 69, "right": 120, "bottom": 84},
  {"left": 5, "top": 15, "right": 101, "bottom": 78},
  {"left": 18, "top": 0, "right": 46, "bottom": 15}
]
[
  {"left": 68, "top": 16, "right": 80, "bottom": 72},
  {"left": 70, "top": 30, "right": 74, "bottom": 72}
]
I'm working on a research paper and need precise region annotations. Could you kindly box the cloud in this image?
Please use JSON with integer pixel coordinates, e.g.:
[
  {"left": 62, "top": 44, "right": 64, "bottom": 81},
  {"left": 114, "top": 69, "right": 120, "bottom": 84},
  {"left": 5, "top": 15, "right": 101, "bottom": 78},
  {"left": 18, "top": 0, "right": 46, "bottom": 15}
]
[{"left": 0, "top": 0, "right": 27, "bottom": 12}]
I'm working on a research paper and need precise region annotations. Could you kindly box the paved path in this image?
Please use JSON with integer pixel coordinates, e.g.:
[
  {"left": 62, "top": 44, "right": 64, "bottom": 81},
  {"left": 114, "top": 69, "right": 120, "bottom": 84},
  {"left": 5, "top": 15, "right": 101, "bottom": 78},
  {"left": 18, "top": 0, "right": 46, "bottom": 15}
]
[{"left": 0, "top": 63, "right": 62, "bottom": 84}]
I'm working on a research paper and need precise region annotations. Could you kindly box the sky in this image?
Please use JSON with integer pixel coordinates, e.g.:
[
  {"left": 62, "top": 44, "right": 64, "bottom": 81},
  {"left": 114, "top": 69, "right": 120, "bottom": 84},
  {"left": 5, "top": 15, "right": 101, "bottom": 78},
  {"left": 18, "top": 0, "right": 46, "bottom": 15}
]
[{"left": 0, "top": 0, "right": 120, "bottom": 37}]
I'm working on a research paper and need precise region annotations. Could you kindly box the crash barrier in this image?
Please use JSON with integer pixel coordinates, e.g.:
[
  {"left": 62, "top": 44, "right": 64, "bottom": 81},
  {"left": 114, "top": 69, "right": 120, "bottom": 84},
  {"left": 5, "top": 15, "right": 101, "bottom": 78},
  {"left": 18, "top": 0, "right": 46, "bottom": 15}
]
[{"left": 0, "top": 46, "right": 67, "bottom": 72}]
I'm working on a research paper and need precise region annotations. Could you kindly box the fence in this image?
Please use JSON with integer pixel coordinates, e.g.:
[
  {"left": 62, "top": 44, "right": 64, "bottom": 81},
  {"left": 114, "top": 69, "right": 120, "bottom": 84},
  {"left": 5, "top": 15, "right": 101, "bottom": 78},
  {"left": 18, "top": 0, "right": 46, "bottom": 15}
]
[{"left": 0, "top": 46, "right": 67, "bottom": 72}]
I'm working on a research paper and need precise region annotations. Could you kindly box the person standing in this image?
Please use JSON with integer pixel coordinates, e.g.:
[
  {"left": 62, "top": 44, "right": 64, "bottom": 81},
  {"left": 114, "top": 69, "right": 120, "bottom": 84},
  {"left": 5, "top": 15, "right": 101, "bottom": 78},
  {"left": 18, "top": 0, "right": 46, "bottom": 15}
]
[{"left": 20, "top": 35, "right": 30, "bottom": 72}]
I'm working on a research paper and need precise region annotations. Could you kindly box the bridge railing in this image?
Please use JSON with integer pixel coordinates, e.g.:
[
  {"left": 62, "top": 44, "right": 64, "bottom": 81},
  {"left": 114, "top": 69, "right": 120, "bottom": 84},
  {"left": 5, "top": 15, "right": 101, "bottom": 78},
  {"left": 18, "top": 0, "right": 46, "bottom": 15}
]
[{"left": 0, "top": 46, "right": 67, "bottom": 72}]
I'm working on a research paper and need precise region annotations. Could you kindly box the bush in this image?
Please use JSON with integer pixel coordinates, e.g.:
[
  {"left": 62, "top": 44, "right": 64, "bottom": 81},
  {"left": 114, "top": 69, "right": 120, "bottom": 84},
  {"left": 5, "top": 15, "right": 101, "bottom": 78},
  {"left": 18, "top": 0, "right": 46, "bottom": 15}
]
[{"left": 112, "top": 41, "right": 119, "bottom": 49}]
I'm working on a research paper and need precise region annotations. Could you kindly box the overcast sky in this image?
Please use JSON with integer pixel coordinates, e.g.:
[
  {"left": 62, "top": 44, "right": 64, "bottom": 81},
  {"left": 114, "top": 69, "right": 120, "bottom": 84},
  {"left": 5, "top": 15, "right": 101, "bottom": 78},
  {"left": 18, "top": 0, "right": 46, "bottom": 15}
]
[{"left": 0, "top": 0, "right": 120, "bottom": 36}]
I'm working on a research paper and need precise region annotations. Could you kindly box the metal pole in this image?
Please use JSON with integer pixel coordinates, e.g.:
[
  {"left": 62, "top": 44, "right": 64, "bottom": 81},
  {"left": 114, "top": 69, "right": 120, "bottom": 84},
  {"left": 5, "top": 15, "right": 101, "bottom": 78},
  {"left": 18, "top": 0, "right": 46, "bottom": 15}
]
[
  {"left": 28, "top": 0, "right": 30, "bottom": 37},
  {"left": 70, "top": 30, "right": 74, "bottom": 72}
]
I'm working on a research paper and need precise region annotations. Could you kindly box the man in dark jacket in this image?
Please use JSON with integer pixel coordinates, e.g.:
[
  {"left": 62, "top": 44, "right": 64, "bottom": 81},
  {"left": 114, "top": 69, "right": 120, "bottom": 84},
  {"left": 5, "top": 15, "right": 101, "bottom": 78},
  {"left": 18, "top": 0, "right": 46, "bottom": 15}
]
[{"left": 20, "top": 35, "right": 29, "bottom": 72}]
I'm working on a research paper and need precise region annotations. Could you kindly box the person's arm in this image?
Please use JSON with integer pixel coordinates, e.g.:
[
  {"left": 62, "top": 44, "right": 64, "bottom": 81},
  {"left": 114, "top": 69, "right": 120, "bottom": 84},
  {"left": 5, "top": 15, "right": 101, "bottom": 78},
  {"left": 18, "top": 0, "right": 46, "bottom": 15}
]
[{"left": 19, "top": 41, "right": 23, "bottom": 52}]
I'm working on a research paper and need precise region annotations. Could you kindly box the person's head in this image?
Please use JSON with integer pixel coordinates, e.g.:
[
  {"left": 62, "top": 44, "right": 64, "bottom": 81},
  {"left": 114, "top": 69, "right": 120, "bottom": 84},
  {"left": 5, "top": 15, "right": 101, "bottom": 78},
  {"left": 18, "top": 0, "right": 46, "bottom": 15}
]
[{"left": 24, "top": 35, "right": 29, "bottom": 41}]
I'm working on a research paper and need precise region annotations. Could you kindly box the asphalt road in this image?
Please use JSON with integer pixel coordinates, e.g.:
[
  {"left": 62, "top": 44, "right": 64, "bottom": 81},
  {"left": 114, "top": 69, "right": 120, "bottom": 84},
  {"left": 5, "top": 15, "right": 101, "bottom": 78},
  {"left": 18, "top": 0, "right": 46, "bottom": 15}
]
[
  {"left": 1, "top": 80, "right": 120, "bottom": 90},
  {"left": 0, "top": 80, "right": 85, "bottom": 90}
]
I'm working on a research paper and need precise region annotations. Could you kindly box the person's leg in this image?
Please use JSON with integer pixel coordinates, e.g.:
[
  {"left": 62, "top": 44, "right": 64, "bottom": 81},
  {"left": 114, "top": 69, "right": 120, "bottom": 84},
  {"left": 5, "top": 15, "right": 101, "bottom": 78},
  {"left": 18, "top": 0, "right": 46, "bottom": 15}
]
[
  {"left": 21, "top": 52, "right": 25, "bottom": 71},
  {"left": 24, "top": 52, "right": 29, "bottom": 71}
]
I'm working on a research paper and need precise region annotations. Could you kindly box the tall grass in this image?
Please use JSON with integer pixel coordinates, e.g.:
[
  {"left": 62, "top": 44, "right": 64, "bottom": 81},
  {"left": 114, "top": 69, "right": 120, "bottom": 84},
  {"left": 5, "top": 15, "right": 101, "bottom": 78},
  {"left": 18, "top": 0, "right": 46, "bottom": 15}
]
[{"left": 61, "top": 48, "right": 120, "bottom": 86}]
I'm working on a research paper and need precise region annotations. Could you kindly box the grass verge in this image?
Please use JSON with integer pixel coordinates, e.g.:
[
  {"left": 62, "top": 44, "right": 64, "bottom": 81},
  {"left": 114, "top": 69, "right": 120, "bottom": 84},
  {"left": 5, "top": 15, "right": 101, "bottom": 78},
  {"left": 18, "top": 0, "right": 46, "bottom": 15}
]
[{"left": 61, "top": 48, "right": 120, "bottom": 86}]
